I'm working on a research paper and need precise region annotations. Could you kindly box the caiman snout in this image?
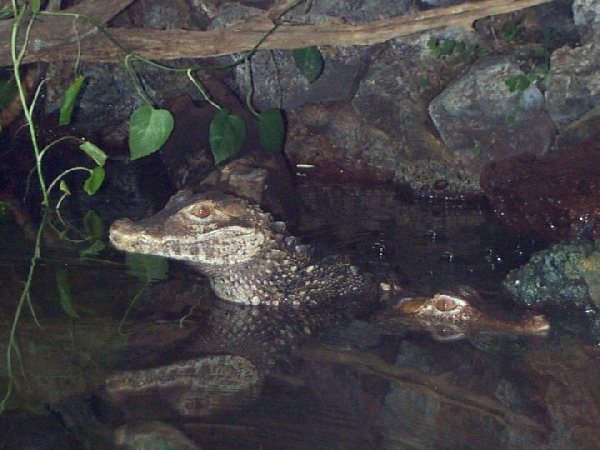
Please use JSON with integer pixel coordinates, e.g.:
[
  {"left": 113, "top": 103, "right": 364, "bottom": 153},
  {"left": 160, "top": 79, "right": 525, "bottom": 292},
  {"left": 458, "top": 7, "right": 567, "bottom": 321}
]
[{"left": 109, "top": 218, "right": 137, "bottom": 249}]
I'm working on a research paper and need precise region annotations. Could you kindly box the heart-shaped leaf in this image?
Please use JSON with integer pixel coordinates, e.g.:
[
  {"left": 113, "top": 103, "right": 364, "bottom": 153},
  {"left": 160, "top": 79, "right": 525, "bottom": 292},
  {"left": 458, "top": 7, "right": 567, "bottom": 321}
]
[
  {"left": 209, "top": 108, "right": 246, "bottom": 165},
  {"left": 293, "top": 46, "right": 324, "bottom": 83},
  {"left": 259, "top": 108, "right": 285, "bottom": 152},
  {"left": 129, "top": 104, "right": 174, "bottom": 160}
]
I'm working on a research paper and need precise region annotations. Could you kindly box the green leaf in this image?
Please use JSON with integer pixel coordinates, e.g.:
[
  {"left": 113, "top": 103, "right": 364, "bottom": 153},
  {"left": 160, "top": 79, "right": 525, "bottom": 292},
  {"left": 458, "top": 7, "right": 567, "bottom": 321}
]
[
  {"left": 427, "top": 39, "right": 438, "bottom": 50},
  {"left": 476, "top": 46, "right": 493, "bottom": 57},
  {"left": 129, "top": 104, "right": 174, "bottom": 160},
  {"left": 80, "top": 240, "right": 106, "bottom": 257},
  {"left": 59, "top": 180, "right": 71, "bottom": 195},
  {"left": 209, "top": 108, "right": 246, "bottom": 164},
  {"left": 55, "top": 267, "right": 79, "bottom": 318},
  {"left": 259, "top": 108, "right": 285, "bottom": 152},
  {"left": 0, "top": 78, "right": 17, "bottom": 110},
  {"left": 460, "top": 43, "right": 479, "bottom": 60},
  {"left": 125, "top": 253, "right": 169, "bottom": 283},
  {"left": 59, "top": 75, "right": 85, "bottom": 126},
  {"left": 505, "top": 75, "right": 530, "bottom": 93},
  {"left": 80, "top": 141, "right": 107, "bottom": 167},
  {"left": 0, "top": 8, "right": 14, "bottom": 19},
  {"left": 505, "top": 77, "right": 517, "bottom": 92},
  {"left": 530, "top": 65, "right": 549, "bottom": 81},
  {"left": 293, "top": 46, "right": 324, "bottom": 83},
  {"left": 503, "top": 19, "right": 522, "bottom": 43},
  {"left": 30, "top": 0, "right": 41, "bottom": 14},
  {"left": 439, "top": 40, "right": 456, "bottom": 56},
  {"left": 84, "top": 166, "right": 105, "bottom": 195},
  {"left": 517, "top": 75, "right": 531, "bottom": 91},
  {"left": 31, "top": 0, "right": 41, "bottom": 14},
  {"left": 83, "top": 210, "right": 104, "bottom": 241},
  {"left": 427, "top": 39, "right": 441, "bottom": 58}
]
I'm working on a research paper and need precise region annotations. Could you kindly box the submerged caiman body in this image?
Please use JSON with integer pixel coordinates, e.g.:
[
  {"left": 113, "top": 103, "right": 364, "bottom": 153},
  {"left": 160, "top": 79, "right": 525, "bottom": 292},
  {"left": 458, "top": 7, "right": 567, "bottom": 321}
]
[{"left": 108, "top": 190, "right": 385, "bottom": 417}]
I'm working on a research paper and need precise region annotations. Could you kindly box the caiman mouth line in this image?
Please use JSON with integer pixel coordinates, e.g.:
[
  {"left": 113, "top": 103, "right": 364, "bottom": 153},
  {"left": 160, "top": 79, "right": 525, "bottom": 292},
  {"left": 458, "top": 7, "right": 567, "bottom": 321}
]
[{"left": 110, "top": 227, "right": 251, "bottom": 249}]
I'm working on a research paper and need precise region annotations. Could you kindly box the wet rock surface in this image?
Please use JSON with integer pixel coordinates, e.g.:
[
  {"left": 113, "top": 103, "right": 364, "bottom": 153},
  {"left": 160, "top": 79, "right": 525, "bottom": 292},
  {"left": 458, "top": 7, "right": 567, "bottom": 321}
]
[
  {"left": 480, "top": 140, "right": 600, "bottom": 242},
  {"left": 523, "top": 336, "right": 600, "bottom": 450}
]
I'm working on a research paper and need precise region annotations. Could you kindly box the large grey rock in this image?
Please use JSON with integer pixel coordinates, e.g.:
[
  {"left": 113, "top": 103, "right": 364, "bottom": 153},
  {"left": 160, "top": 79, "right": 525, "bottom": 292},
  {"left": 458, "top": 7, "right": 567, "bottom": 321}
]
[
  {"left": 428, "top": 57, "right": 555, "bottom": 172},
  {"left": 348, "top": 35, "right": 481, "bottom": 190},
  {"left": 545, "top": 43, "right": 600, "bottom": 127}
]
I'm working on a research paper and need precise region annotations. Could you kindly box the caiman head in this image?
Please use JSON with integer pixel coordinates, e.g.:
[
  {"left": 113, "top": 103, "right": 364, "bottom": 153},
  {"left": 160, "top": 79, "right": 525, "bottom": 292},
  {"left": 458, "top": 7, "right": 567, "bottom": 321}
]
[
  {"left": 379, "top": 285, "right": 550, "bottom": 341},
  {"left": 109, "top": 190, "right": 316, "bottom": 305},
  {"left": 110, "top": 190, "right": 286, "bottom": 266}
]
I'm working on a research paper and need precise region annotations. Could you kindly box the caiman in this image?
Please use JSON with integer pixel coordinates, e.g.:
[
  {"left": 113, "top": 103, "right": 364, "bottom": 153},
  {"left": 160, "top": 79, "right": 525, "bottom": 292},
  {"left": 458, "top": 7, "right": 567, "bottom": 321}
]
[
  {"left": 107, "top": 190, "right": 550, "bottom": 419},
  {"left": 110, "top": 189, "right": 380, "bottom": 309},
  {"left": 107, "top": 189, "right": 387, "bottom": 418}
]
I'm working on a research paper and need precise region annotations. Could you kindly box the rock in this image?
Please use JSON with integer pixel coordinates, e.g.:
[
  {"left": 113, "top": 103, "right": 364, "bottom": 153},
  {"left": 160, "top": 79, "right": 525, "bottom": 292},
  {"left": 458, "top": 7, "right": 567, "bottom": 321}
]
[
  {"left": 504, "top": 241, "right": 594, "bottom": 310},
  {"left": 307, "top": 0, "right": 412, "bottom": 25},
  {"left": 285, "top": 103, "right": 397, "bottom": 183},
  {"left": 158, "top": 95, "right": 216, "bottom": 189},
  {"left": 572, "top": 0, "right": 600, "bottom": 41},
  {"left": 556, "top": 103, "right": 600, "bottom": 147},
  {"left": 236, "top": 47, "right": 365, "bottom": 111},
  {"left": 524, "top": 336, "right": 600, "bottom": 450},
  {"left": 480, "top": 140, "right": 600, "bottom": 242},
  {"left": 545, "top": 43, "right": 600, "bottom": 128},
  {"left": 115, "top": 421, "right": 202, "bottom": 450},
  {"left": 428, "top": 57, "right": 556, "bottom": 174}
]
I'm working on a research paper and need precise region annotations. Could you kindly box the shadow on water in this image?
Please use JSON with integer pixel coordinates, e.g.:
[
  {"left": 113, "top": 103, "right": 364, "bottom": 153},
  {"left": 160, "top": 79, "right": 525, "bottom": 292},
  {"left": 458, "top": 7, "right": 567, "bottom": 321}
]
[{"left": 1, "top": 183, "right": 600, "bottom": 449}]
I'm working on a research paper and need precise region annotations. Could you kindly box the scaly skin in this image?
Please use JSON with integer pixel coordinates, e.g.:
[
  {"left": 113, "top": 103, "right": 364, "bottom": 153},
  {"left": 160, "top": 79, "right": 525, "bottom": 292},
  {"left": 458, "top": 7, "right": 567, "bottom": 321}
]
[
  {"left": 107, "top": 190, "right": 383, "bottom": 417},
  {"left": 110, "top": 190, "right": 377, "bottom": 307}
]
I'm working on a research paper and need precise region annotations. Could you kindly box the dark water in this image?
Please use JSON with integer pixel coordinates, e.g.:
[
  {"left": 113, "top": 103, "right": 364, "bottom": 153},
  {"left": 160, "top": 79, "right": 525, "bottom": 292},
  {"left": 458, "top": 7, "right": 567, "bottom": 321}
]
[{"left": 1, "top": 183, "right": 599, "bottom": 450}]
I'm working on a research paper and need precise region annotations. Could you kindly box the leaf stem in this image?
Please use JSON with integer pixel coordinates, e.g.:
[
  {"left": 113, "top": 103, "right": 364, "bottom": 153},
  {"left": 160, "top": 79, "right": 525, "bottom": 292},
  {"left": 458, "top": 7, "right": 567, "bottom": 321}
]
[
  {"left": 186, "top": 69, "right": 221, "bottom": 110},
  {"left": 46, "top": 166, "right": 93, "bottom": 197}
]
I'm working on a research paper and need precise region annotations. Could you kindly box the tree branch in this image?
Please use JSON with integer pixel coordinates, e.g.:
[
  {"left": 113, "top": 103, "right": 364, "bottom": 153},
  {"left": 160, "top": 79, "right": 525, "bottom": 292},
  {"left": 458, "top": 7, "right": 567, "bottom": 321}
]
[{"left": 0, "top": 0, "right": 554, "bottom": 66}]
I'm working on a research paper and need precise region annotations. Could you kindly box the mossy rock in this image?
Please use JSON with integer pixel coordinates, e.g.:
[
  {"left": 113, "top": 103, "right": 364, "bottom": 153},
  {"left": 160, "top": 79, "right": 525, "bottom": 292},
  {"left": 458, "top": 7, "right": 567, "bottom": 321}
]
[{"left": 504, "top": 241, "right": 594, "bottom": 309}]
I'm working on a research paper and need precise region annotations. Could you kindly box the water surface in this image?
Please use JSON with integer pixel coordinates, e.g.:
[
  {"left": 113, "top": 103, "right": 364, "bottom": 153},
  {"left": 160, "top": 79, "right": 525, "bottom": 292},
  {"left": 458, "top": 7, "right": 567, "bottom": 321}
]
[{"left": 1, "top": 183, "right": 598, "bottom": 450}]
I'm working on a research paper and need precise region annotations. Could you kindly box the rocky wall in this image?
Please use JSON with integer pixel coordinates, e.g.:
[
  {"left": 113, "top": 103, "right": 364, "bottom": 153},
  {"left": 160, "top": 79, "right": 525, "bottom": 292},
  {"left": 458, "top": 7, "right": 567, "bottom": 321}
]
[{"left": 35, "top": 0, "right": 596, "bottom": 196}]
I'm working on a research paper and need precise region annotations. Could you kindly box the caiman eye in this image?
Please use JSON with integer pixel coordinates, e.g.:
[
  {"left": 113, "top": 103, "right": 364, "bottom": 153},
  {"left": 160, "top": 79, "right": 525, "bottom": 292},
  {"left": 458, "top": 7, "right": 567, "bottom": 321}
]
[
  {"left": 434, "top": 295, "right": 457, "bottom": 312},
  {"left": 192, "top": 204, "right": 212, "bottom": 218}
]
